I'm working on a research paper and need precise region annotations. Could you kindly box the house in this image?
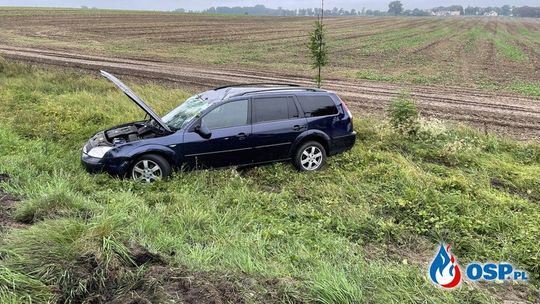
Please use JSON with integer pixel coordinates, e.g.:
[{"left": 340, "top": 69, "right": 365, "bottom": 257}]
[
  {"left": 431, "top": 10, "right": 461, "bottom": 16},
  {"left": 484, "top": 11, "right": 499, "bottom": 17}
]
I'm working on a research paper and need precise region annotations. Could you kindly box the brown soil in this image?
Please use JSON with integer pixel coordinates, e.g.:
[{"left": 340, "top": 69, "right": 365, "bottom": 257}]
[
  {"left": 363, "top": 237, "right": 435, "bottom": 267},
  {"left": 1, "top": 45, "right": 540, "bottom": 141},
  {"left": 490, "top": 177, "right": 539, "bottom": 202},
  {"left": 0, "top": 173, "right": 10, "bottom": 183},
  {"left": 61, "top": 243, "right": 299, "bottom": 304},
  {"left": 476, "top": 282, "right": 540, "bottom": 304},
  {"left": 0, "top": 192, "right": 25, "bottom": 230},
  {"left": 143, "top": 266, "right": 296, "bottom": 304},
  {"left": 0, "top": 174, "right": 27, "bottom": 230}
]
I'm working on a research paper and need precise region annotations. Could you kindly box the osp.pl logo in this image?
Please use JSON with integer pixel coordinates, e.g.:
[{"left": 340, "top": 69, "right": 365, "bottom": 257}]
[
  {"left": 429, "top": 244, "right": 462, "bottom": 289},
  {"left": 428, "top": 242, "right": 528, "bottom": 290}
]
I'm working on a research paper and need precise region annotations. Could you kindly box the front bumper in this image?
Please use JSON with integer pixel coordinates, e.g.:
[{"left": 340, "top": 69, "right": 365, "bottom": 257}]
[{"left": 81, "top": 152, "right": 131, "bottom": 176}]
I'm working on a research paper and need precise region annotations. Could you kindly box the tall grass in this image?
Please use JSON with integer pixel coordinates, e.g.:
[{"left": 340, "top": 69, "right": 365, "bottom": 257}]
[{"left": 0, "top": 61, "right": 539, "bottom": 302}]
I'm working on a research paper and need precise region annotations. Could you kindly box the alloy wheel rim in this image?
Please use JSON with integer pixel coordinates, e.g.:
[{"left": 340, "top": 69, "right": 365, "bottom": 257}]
[
  {"left": 132, "top": 160, "right": 162, "bottom": 183},
  {"left": 301, "top": 146, "right": 323, "bottom": 171}
]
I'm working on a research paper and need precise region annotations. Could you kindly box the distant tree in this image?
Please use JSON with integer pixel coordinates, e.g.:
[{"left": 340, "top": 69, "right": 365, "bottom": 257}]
[
  {"left": 309, "top": 2, "right": 328, "bottom": 88},
  {"left": 513, "top": 6, "right": 540, "bottom": 18},
  {"left": 501, "top": 5, "right": 512, "bottom": 16},
  {"left": 411, "top": 8, "right": 430, "bottom": 16},
  {"left": 388, "top": 1, "right": 404, "bottom": 15},
  {"left": 464, "top": 6, "right": 479, "bottom": 15},
  {"left": 351, "top": 9, "right": 357, "bottom": 16},
  {"left": 453, "top": 5, "right": 465, "bottom": 15}
]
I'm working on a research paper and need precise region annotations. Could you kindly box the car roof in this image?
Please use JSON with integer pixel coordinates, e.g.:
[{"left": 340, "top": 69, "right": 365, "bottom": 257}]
[{"left": 199, "top": 85, "right": 332, "bottom": 104}]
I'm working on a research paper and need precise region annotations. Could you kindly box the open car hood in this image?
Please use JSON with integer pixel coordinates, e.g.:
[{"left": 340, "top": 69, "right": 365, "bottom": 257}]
[{"left": 100, "top": 71, "right": 172, "bottom": 133}]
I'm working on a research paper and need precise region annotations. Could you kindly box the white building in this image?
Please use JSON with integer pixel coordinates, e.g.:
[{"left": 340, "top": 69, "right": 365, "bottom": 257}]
[
  {"left": 431, "top": 10, "right": 461, "bottom": 16},
  {"left": 484, "top": 11, "right": 499, "bottom": 17}
]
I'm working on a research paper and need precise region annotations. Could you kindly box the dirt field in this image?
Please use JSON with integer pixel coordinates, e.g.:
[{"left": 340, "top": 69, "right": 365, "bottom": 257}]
[{"left": 0, "top": 8, "right": 540, "bottom": 140}]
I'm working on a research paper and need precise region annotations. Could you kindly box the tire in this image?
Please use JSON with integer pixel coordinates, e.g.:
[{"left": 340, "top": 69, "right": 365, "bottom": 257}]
[
  {"left": 293, "top": 141, "right": 327, "bottom": 172},
  {"left": 131, "top": 154, "right": 172, "bottom": 183}
]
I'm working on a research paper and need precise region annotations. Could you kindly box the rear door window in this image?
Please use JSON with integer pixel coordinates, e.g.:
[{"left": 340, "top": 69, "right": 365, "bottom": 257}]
[
  {"left": 253, "top": 96, "right": 299, "bottom": 123},
  {"left": 298, "top": 96, "right": 338, "bottom": 117}
]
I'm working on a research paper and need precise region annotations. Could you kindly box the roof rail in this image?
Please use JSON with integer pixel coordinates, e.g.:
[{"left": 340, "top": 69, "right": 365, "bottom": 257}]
[
  {"left": 229, "top": 87, "right": 325, "bottom": 98},
  {"left": 214, "top": 83, "right": 301, "bottom": 90}
]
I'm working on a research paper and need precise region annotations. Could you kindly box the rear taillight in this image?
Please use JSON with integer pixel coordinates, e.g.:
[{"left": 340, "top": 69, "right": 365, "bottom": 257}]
[{"left": 341, "top": 101, "right": 353, "bottom": 119}]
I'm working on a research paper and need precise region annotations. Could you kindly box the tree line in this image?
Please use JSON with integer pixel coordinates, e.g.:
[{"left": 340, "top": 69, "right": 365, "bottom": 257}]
[{"left": 176, "top": 3, "right": 540, "bottom": 18}]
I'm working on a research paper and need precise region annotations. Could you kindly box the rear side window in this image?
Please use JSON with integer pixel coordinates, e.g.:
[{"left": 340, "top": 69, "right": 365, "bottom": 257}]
[
  {"left": 298, "top": 96, "right": 338, "bottom": 117},
  {"left": 253, "top": 96, "right": 299, "bottom": 123}
]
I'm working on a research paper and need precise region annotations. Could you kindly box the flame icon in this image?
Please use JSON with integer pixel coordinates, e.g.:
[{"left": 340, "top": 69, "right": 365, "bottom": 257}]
[{"left": 429, "top": 243, "right": 462, "bottom": 289}]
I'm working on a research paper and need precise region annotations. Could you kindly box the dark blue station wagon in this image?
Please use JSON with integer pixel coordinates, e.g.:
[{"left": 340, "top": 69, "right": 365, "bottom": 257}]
[{"left": 82, "top": 71, "right": 356, "bottom": 182}]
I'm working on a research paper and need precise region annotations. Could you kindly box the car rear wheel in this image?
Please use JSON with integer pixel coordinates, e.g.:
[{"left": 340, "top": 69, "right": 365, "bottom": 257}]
[
  {"left": 294, "top": 141, "right": 326, "bottom": 172},
  {"left": 131, "top": 154, "right": 171, "bottom": 183}
]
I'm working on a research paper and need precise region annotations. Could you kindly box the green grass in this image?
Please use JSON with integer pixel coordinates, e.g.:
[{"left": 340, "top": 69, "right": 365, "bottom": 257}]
[
  {"left": 463, "top": 26, "right": 483, "bottom": 53},
  {"left": 356, "top": 69, "right": 444, "bottom": 85},
  {"left": 0, "top": 61, "right": 539, "bottom": 302},
  {"left": 492, "top": 33, "right": 527, "bottom": 62},
  {"left": 356, "top": 70, "right": 399, "bottom": 82},
  {"left": 510, "top": 82, "right": 540, "bottom": 99}
]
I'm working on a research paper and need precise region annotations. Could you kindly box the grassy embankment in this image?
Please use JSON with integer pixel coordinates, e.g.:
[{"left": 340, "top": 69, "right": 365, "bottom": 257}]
[{"left": 0, "top": 61, "right": 539, "bottom": 303}]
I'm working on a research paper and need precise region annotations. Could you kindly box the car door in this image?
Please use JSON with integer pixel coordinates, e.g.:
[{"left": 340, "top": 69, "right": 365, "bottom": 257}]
[
  {"left": 182, "top": 99, "right": 253, "bottom": 168},
  {"left": 251, "top": 96, "right": 307, "bottom": 163}
]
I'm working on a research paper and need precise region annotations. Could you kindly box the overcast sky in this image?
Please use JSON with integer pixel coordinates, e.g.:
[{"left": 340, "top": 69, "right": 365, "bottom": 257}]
[{"left": 0, "top": 1, "right": 538, "bottom": 11}]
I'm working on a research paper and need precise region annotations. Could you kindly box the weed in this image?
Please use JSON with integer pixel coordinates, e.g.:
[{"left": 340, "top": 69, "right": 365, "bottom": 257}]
[
  {"left": 510, "top": 82, "right": 540, "bottom": 99},
  {"left": 388, "top": 93, "right": 420, "bottom": 136},
  {"left": 356, "top": 70, "right": 398, "bottom": 82},
  {"left": 492, "top": 34, "right": 527, "bottom": 62}
]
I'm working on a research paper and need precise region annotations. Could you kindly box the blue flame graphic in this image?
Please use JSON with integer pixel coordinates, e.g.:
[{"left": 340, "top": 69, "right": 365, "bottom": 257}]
[{"left": 430, "top": 244, "right": 453, "bottom": 283}]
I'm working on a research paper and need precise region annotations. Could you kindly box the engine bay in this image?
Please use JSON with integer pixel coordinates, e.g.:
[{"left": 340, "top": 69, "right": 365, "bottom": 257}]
[{"left": 105, "top": 121, "right": 168, "bottom": 145}]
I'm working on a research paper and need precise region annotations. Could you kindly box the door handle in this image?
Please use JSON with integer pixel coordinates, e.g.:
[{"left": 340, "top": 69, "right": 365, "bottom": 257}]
[
  {"left": 236, "top": 132, "right": 247, "bottom": 140},
  {"left": 292, "top": 125, "right": 305, "bottom": 131}
]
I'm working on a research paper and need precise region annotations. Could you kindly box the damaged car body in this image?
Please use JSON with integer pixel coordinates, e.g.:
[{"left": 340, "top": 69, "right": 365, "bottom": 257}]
[{"left": 82, "top": 71, "right": 356, "bottom": 182}]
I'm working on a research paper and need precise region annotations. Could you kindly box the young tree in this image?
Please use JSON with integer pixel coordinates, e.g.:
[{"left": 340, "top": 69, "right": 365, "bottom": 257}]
[
  {"left": 388, "top": 1, "right": 404, "bottom": 15},
  {"left": 309, "top": 1, "right": 328, "bottom": 88}
]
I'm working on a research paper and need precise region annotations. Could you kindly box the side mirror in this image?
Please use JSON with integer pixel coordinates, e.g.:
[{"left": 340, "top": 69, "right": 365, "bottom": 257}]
[{"left": 194, "top": 122, "right": 212, "bottom": 139}]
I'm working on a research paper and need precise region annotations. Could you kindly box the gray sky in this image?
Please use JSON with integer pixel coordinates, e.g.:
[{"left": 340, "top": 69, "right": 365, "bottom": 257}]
[{"left": 0, "top": 1, "right": 537, "bottom": 11}]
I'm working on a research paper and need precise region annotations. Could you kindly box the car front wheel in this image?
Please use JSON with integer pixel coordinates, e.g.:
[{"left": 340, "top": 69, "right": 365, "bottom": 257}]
[
  {"left": 131, "top": 154, "right": 171, "bottom": 183},
  {"left": 294, "top": 141, "right": 326, "bottom": 172}
]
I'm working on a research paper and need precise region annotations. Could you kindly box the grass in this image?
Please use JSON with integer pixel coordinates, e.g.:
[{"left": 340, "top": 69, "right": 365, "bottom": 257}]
[
  {"left": 510, "top": 82, "right": 540, "bottom": 99},
  {"left": 0, "top": 61, "right": 539, "bottom": 302},
  {"left": 356, "top": 69, "right": 444, "bottom": 85},
  {"left": 492, "top": 32, "right": 528, "bottom": 62},
  {"left": 463, "top": 26, "right": 483, "bottom": 53}
]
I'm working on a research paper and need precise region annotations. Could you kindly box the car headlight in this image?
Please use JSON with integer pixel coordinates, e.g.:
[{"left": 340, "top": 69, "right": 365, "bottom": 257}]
[{"left": 87, "top": 146, "right": 113, "bottom": 159}]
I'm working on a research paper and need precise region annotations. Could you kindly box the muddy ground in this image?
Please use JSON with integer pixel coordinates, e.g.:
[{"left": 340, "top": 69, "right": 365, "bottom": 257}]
[
  {"left": 1, "top": 45, "right": 540, "bottom": 140},
  {"left": 0, "top": 174, "right": 26, "bottom": 231},
  {"left": 0, "top": 10, "right": 539, "bottom": 140}
]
